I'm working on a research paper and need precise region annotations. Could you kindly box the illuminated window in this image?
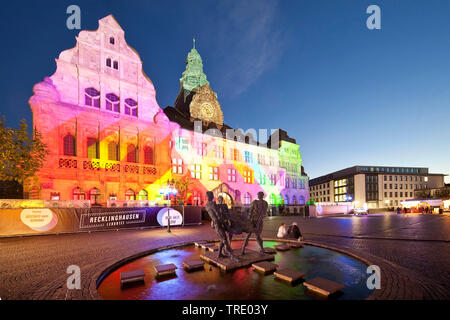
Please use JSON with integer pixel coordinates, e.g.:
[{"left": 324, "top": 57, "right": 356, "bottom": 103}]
[
  {"left": 194, "top": 142, "right": 207, "bottom": 157},
  {"left": 299, "top": 195, "right": 305, "bottom": 205},
  {"left": 108, "top": 141, "right": 118, "bottom": 161},
  {"left": 144, "top": 146, "right": 153, "bottom": 165},
  {"left": 172, "top": 158, "right": 183, "bottom": 174},
  {"left": 175, "top": 137, "right": 189, "bottom": 152},
  {"left": 243, "top": 170, "right": 254, "bottom": 184},
  {"left": 286, "top": 177, "right": 291, "bottom": 188},
  {"left": 257, "top": 172, "right": 266, "bottom": 185},
  {"left": 124, "top": 98, "right": 138, "bottom": 117},
  {"left": 89, "top": 188, "right": 101, "bottom": 204},
  {"left": 87, "top": 138, "right": 98, "bottom": 159},
  {"left": 209, "top": 166, "right": 219, "bottom": 180},
  {"left": 227, "top": 168, "right": 236, "bottom": 182},
  {"left": 284, "top": 195, "right": 289, "bottom": 205},
  {"left": 213, "top": 145, "right": 224, "bottom": 159},
  {"left": 127, "top": 144, "right": 136, "bottom": 163},
  {"left": 230, "top": 148, "right": 239, "bottom": 161},
  {"left": 244, "top": 192, "right": 252, "bottom": 205},
  {"left": 63, "top": 134, "right": 75, "bottom": 156},
  {"left": 84, "top": 87, "right": 100, "bottom": 108},
  {"left": 73, "top": 187, "right": 85, "bottom": 200},
  {"left": 138, "top": 189, "right": 148, "bottom": 200},
  {"left": 106, "top": 93, "right": 120, "bottom": 112},
  {"left": 270, "top": 174, "right": 277, "bottom": 185},
  {"left": 244, "top": 151, "right": 253, "bottom": 163},
  {"left": 269, "top": 194, "right": 276, "bottom": 205},
  {"left": 125, "top": 189, "right": 135, "bottom": 201},
  {"left": 190, "top": 164, "right": 201, "bottom": 179}
]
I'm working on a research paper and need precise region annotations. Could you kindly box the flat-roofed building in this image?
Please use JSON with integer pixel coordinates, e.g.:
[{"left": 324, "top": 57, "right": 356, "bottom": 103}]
[{"left": 309, "top": 166, "right": 446, "bottom": 209}]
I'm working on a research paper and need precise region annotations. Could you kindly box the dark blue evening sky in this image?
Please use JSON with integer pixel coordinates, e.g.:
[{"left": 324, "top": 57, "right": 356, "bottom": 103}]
[{"left": 0, "top": 0, "right": 449, "bottom": 182}]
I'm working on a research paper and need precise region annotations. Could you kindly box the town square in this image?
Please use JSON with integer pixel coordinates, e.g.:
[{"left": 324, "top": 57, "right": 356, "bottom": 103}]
[{"left": 0, "top": 0, "right": 448, "bottom": 313}]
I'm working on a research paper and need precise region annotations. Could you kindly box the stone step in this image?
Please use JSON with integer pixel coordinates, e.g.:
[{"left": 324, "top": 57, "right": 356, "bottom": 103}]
[
  {"left": 252, "top": 261, "right": 279, "bottom": 274},
  {"left": 183, "top": 259, "right": 205, "bottom": 271},
  {"left": 204, "top": 244, "right": 219, "bottom": 252},
  {"left": 120, "top": 270, "right": 145, "bottom": 287},
  {"left": 154, "top": 263, "right": 177, "bottom": 276},
  {"left": 289, "top": 242, "right": 303, "bottom": 248},
  {"left": 194, "top": 241, "right": 208, "bottom": 247},
  {"left": 275, "top": 244, "right": 291, "bottom": 251},
  {"left": 274, "top": 269, "right": 305, "bottom": 283},
  {"left": 263, "top": 247, "right": 277, "bottom": 254},
  {"left": 303, "top": 277, "right": 344, "bottom": 296}
]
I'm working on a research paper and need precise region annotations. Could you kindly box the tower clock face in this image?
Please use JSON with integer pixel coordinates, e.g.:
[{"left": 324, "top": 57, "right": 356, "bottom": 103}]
[{"left": 201, "top": 103, "right": 214, "bottom": 119}]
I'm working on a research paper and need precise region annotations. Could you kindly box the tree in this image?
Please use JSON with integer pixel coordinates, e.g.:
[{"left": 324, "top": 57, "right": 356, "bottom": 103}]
[
  {"left": 175, "top": 175, "right": 190, "bottom": 205},
  {"left": 0, "top": 117, "right": 49, "bottom": 183}
]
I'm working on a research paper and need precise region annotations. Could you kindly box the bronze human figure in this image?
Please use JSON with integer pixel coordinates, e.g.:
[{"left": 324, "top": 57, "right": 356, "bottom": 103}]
[
  {"left": 241, "top": 191, "right": 267, "bottom": 255},
  {"left": 205, "top": 191, "right": 236, "bottom": 259}
]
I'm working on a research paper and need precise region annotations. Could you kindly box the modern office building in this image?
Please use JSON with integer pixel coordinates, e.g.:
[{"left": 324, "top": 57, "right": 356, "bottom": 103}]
[
  {"left": 309, "top": 166, "right": 446, "bottom": 208},
  {"left": 26, "top": 15, "right": 309, "bottom": 207}
]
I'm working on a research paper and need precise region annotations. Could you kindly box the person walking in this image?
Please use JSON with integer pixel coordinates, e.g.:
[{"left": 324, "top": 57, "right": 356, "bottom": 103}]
[{"left": 277, "top": 223, "right": 288, "bottom": 239}]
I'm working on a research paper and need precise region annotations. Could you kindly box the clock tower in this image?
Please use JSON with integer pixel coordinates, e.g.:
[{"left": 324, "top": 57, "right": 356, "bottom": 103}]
[{"left": 174, "top": 40, "right": 224, "bottom": 129}]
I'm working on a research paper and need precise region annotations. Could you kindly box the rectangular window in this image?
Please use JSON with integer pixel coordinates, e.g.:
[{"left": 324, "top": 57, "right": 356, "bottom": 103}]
[
  {"left": 172, "top": 158, "right": 183, "bottom": 174},
  {"left": 243, "top": 170, "right": 254, "bottom": 184},
  {"left": 213, "top": 145, "right": 224, "bottom": 159},
  {"left": 87, "top": 138, "right": 98, "bottom": 159},
  {"left": 227, "top": 168, "right": 236, "bottom": 182},
  {"left": 257, "top": 172, "right": 266, "bottom": 185},
  {"left": 244, "top": 151, "right": 253, "bottom": 163},
  {"left": 190, "top": 164, "right": 202, "bottom": 179},
  {"left": 194, "top": 142, "right": 207, "bottom": 157},
  {"left": 230, "top": 148, "right": 240, "bottom": 161},
  {"left": 209, "top": 166, "right": 219, "bottom": 180}
]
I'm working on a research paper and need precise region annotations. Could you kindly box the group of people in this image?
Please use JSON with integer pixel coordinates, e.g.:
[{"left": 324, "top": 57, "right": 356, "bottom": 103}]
[{"left": 277, "top": 222, "right": 303, "bottom": 241}]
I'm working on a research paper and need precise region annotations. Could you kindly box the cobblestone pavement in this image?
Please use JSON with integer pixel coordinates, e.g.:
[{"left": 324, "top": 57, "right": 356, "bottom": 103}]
[{"left": 0, "top": 213, "right": 448, "bottom": 300}]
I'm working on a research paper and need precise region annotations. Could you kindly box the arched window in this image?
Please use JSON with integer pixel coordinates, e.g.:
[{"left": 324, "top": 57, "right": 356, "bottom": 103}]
[
  {"left": 269, "top": 194, "right": 276, "bottom": 205},
  {"left": 63, "top": 134, "right": 75, "bottom": 156},
  {"left": 125, "top": 189, "right": 135, "bottom": 201},
  {"left": 244, "top": 192, "right": 252, "bottom": 205},
  {"left": 106, "top": 58, "right": 111, "bottom": 67},
  {"left": 87, "top": 138, "right": 98, "bottom": 159},
  {"left": 106, "top": 93, "right": 120, "bottom": 112},
  {"left": 125, "top": 98, "right": 138, "bottom": 117},
  {"left": 299, "top": 195, "right": 305, "bottom": 205},
  {"left": 90, "top": 188, "right": 101, "bottom": 204},
  {"left": 292, "top": 195, "right": 297, "bottom": 205},
  {"left": 85, "top": 88, "right": 100, "bottom": 108},
  {"left": 235, "top": 190, "right": 241, "bottom": 203},
  {"left": 144, "top": 146, "right": 153, "bottom": 165},
  {"left": 138, "top": 189, "right": 148, "bottom": 200},
  {"left": 108, "top": 141, "right": 118, "bottom": 161},
  {"left": 73, "top": 187, "right": 85, "bottom": 200},
  {"left": 284, "top": 195, "right": 289, "bottom": 205},
  {"left": 127, "top": 144, "right": 136, "bottom": 163}
]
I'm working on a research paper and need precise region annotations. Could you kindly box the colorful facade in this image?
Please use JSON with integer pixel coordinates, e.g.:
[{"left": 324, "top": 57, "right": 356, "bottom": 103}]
[{"left": 27, "top": 15, "right": 309, "bottom": 207}]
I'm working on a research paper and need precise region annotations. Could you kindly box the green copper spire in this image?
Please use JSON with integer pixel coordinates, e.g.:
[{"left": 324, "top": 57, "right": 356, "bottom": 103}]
[{"left": 180, "top": 39, "right": 209, "bottom": 93}]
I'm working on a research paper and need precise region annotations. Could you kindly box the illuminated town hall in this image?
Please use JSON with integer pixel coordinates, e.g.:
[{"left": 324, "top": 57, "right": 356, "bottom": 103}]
[{"left": 27, "top": 15, "right": 309, "bottom": 207}]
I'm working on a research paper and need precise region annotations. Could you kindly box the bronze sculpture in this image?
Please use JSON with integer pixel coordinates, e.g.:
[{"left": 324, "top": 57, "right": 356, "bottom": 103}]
[
  {"left": 205, "top": 191, "right": 268, "bottom": 257},
  {"left": 205, "top": 191, "right": 236, "bottom": 259}
]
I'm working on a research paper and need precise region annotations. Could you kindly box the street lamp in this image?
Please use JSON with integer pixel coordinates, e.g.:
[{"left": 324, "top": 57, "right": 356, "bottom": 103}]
[{"left": 159, "top": 179, "right": 177, "bottom": 233}]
